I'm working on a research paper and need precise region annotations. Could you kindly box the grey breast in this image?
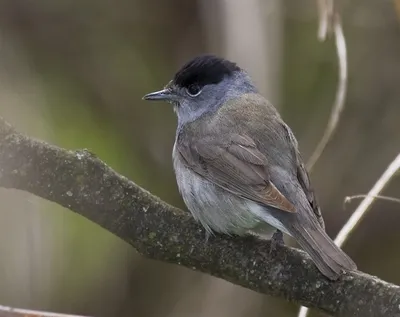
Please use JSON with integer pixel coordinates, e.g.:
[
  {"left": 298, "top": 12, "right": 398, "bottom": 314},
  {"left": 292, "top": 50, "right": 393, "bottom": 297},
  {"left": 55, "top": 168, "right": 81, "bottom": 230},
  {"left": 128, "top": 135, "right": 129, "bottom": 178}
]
[{"left": 172, "top": 142, "right": 264, "bottom": 236}]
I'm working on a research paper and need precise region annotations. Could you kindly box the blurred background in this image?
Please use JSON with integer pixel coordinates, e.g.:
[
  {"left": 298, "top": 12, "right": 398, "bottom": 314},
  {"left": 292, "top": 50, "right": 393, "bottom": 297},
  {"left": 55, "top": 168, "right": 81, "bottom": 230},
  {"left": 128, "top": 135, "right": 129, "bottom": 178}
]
[{"left": 0, "top": 0, "right": 399, "bottom": 316}]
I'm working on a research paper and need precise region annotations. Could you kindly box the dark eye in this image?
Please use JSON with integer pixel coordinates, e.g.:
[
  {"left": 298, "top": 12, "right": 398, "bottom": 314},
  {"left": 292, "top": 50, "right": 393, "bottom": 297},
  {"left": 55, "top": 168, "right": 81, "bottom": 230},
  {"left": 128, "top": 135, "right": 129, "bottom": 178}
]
[{"left": 186, "top": 84, "right": 202, "bottom": 97}]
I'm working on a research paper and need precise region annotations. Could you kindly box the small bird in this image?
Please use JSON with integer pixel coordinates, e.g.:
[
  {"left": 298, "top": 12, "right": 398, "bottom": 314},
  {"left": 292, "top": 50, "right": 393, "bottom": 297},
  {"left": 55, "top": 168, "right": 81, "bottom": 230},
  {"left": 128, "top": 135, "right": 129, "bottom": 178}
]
[{"left": 143, "top": 55, "right": 356, "bottom": 280}]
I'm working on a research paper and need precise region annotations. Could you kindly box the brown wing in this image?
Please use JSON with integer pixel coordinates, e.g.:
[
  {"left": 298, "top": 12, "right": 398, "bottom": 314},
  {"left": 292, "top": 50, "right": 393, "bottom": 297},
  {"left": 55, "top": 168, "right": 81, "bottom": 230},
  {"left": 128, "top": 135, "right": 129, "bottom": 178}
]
[{"left": 177, "top": 133, "right": 296, "bottom": 213}]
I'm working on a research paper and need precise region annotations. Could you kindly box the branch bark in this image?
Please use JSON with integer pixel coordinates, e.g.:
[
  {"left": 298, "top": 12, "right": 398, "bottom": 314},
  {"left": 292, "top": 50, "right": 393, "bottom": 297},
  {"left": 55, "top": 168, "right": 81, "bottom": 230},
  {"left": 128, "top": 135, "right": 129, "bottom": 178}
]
[{"left": 0, "top": 117, "right": 399, "bottom": 317}]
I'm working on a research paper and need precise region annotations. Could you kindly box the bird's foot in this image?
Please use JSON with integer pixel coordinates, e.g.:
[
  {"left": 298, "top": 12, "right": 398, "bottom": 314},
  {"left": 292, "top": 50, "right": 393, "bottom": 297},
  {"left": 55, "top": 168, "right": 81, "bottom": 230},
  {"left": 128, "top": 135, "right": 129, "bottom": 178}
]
[
  {"left": 269, "top": 230, "right": 284, "bottom": 254},
  {"left": 204, "top": 230, "right": 211, "bottom": 243}
]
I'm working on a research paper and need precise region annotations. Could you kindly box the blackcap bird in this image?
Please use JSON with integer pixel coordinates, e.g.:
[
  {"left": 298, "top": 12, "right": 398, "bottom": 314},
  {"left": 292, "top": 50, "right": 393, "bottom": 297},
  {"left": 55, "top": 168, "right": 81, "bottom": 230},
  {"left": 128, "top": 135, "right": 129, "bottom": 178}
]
[{"left": 143, "top": 55, "right": 356, "bottom": 280}]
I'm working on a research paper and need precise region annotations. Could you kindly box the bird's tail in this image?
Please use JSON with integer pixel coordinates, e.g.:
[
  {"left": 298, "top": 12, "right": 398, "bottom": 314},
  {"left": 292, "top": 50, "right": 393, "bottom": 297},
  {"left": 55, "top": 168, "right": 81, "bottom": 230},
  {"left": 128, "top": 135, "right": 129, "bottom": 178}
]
[{"left": 289, "top": 223, "right": 356, "bottom": 280}]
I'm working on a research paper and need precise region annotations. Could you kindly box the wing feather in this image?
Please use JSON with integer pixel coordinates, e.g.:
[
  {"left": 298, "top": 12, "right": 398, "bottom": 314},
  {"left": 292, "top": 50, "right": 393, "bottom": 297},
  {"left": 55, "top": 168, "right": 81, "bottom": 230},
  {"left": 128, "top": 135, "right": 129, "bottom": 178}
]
[{"left": 177, "top": 133, "right": 296, "bottom": 213}]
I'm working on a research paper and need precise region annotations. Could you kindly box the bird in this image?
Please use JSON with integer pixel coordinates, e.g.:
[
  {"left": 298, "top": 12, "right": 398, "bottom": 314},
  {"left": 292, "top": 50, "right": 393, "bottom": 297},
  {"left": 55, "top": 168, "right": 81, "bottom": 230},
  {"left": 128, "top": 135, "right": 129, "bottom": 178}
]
[{"left": 143, "top": 54, "right": 356, "bottom": 280}]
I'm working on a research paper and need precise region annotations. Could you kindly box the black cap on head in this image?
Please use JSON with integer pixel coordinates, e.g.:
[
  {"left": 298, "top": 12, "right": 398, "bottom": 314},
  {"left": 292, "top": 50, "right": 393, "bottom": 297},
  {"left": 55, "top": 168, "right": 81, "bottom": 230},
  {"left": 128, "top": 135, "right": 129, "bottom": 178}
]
[{"left": 173, "top": 55, "right": 240, "bottom": 89}]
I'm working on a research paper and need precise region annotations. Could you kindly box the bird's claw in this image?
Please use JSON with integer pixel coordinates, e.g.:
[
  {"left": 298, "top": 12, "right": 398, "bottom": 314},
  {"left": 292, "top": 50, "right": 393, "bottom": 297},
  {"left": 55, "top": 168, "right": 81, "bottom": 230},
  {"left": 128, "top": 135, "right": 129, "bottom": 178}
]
[{"left": 269, "top": 230, "right": 284, "bottom": 254}]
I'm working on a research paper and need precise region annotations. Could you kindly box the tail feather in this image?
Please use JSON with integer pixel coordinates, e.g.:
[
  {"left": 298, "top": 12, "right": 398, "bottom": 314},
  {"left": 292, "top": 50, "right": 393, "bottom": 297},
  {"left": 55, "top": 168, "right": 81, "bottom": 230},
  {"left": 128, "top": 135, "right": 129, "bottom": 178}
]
[{"left": 289, "top": 224, "right": 357, "bottom": 280}]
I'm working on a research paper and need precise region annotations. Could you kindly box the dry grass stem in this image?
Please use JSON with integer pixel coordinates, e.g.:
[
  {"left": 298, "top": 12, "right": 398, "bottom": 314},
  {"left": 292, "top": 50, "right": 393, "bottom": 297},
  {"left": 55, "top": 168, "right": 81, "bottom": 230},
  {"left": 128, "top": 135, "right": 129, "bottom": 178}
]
[
  {"left": 0, "top": 305, "right": 89, "bottom": 317},
  {"left": 307, "top": 11, "right": 348, "bottom": 171},
  {"left": 316, "top": 0, "right": 334, "bottom": 40}
]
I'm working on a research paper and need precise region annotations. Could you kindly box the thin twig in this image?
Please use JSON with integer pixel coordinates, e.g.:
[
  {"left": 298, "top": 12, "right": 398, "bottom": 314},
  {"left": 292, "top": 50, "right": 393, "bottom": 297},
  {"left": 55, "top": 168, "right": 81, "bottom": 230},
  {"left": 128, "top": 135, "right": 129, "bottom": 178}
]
[
  {"left": 0, "top": 305, "right": 89, "bottom": 317},
  {"left": 298, "top": 301, "right": 309, "bottom": 317},
  {"left": 307, "top": 11, "right": 348, "bottom": 171},
  {"left": 334, "top": 153, "right": 400, "bottom": 245},
  {"left": 316, "top": 0, "right": 334, "bottom": 41},
  {"left": 344, "top": 194, "right": 400, "bottom": 207}
]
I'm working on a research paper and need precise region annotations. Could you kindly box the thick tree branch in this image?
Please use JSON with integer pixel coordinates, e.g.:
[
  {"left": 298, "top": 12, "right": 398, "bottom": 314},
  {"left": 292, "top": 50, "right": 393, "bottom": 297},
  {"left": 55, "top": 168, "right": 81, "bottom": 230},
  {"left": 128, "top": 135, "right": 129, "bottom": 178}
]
[{"left": 0, "top": 117, "right": 399, "bottom": 317}]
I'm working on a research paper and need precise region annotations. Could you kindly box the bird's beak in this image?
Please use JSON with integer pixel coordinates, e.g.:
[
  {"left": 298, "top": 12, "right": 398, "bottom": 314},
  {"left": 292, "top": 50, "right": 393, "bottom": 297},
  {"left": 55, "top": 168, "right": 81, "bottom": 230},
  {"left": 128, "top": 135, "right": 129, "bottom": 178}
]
[{"left": 142, "top": 89, "right": 176, "bottom": 102}]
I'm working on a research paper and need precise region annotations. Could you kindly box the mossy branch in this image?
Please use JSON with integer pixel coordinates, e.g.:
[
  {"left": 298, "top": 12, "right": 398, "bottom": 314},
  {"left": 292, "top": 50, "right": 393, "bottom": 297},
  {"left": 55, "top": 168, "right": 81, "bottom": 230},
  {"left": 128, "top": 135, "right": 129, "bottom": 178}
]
[{"left": 0, "top": 117, "right": 399, "bottom": 317}]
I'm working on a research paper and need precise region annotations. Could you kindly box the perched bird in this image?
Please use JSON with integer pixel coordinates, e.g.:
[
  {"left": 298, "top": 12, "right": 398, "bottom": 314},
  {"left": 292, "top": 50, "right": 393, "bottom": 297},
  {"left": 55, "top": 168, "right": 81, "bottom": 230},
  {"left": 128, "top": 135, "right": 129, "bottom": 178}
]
[{"left": 143, "top": 55, "right": 356, "bottom": 280}]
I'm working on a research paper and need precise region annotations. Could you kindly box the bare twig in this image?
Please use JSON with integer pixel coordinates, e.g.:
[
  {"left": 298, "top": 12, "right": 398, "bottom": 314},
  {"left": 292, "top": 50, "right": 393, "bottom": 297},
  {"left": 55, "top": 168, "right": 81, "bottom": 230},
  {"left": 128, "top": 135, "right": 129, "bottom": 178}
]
[
  {"left": 307, "top": 8, "right": 348, "bottom": 171},
  {"left": 335, "top": 153, "right": 400, "bottom": 246},
  {"left": 0, "top": 305, "right": 89, "bottom": 317},
  {"left": 316, "top": 0, "right": 334, "bottom": 41},
  {"left": 344, "top": 194, "right": 400, "bottom": 207},
  {"left": 298, "top": 299, "right": 310, "bottom": 317}
]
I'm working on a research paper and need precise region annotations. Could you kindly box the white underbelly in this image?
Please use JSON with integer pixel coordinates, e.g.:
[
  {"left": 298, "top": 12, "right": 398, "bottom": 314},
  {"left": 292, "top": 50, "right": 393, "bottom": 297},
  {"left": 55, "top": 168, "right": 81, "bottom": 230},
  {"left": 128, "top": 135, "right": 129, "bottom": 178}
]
[{"left": 173, "top": 147, "right": 287, "bottom": 237}]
